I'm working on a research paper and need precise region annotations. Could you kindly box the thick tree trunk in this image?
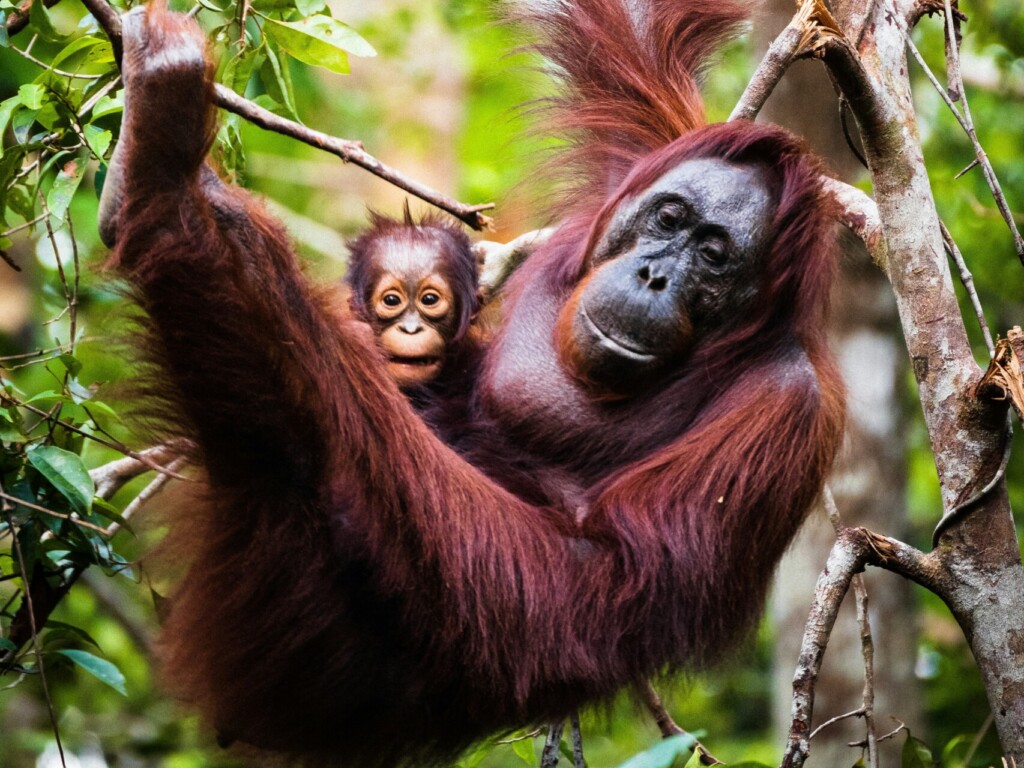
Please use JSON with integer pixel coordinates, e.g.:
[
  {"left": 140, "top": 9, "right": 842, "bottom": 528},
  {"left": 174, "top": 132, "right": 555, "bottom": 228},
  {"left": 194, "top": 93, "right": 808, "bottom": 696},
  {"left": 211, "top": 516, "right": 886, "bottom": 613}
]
[{"left": 755, "top": 8, "right": 924, "bottom": 764}]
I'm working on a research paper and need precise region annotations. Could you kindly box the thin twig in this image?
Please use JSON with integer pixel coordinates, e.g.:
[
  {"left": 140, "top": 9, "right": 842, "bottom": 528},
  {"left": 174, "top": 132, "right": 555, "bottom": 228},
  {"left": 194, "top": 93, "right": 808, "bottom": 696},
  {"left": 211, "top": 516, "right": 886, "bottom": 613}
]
[
  {"left": 40, "top": 197, "right": 78, "bottom": 359},
  {"left": 808, "top": 707, "right": 865, "bottom": 740},
  {"left": 0, "top": 491, "right": 109, "bottom": 534},
  {"left": 730, "top": 14, "right": 804, "bottom": 122},
  {"left": 780, "top": 528, "right": 938, "bottom": 768},
  {"left": 8, "top": 42, "right": 105, "bottom": 79},
  {"left": 932, "top": 416, "right": 1013, "bottom": 546},
  {"left": 641, "top": 683, "right": 723, "bottom": 765},
  {"left": 0, "top": 249, "right": 22, "bottom": 271},
  {"left": 822, "top": 488, "right": 878, "bottom": 768},
  {"left": 849, "top": 717, "right": 906, "bottom": 747},
  {"left": 90, "top": 444, "right": 187, "bottom": 499},
  {"left": 78, "top": 75, "right": 122, "bottom": 123},
  {"left": 1, "top": 483, "right": 67, "bottom": 767},
  {"left": 0, "top": 393, "right": 187, "bottom": 475},
  {"left": 642, "top": 682, "right": 685, "bottom": 738},
  {"left": 104, "top": 456, "right": 187, "bottom": 537},
  {"left": 75, "top": 0, "right": 494, "bottom": 230},
  {"left": 939, "top": 219, "right": 994, "bottom": 356},
  {"left": 1, "top": 213, "right": 49, "bottom": 240},
  {"left": 541, "top": 722, "right": 564, "bottom": 768},
  {"left": 569, "top": 712, "right": 585, "bottom": 768},
  {"left": 852, "top": 575, "right": 877, "bottom": 767},
  {"left": 905, "top": 12, "right": 1024, "bottom": 264},
  {"left": 941, "top": 0, "right": 1024, "bottom": 264},
  {"left": 963, "top": 712, "right": 993, "bottom": 766}
]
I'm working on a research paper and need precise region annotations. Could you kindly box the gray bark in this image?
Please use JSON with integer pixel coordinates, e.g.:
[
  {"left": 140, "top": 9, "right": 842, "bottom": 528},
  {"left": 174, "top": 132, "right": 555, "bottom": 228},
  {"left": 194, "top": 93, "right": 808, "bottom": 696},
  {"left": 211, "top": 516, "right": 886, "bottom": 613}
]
[{"left": 754, "top": 16, "right": 924, "bottom": 761}]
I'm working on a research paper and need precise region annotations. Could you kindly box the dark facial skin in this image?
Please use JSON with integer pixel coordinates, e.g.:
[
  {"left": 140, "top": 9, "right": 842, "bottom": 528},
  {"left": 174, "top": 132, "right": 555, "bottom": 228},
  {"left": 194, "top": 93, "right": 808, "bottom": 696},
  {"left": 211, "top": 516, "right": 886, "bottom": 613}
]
[
  {"left": 560, "top": 158, "right": 775, "bottom": 393},
  {"left": 366, "top": 241, "right": 460, "bottom": 389}
]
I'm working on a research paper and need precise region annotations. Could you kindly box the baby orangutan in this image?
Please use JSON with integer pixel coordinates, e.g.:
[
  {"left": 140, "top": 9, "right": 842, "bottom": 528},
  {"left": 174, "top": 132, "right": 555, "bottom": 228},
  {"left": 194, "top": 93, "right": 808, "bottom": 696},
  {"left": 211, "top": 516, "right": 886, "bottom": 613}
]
[{"left": 345, "top": 209, "right": 481, "bottom": 391}]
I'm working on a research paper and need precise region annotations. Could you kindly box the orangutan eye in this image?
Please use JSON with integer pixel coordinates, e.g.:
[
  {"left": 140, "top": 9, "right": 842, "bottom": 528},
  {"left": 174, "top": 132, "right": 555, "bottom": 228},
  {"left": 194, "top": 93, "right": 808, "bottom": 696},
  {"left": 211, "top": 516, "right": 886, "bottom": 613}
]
[
  {"left": 698, "top": 232, "right": 730, "bottom": 265},
  {"left": 421, "top": 291, "right": 440, "bottom": 306},
  {"left": 655, "top": 201, "right": 687, "bottom": 232},
  {"left": 382, "top": 292, "right": 402, "bottom": 307},
  {"left": 700, "top": 240, "right": 726, "bottom": 264}
]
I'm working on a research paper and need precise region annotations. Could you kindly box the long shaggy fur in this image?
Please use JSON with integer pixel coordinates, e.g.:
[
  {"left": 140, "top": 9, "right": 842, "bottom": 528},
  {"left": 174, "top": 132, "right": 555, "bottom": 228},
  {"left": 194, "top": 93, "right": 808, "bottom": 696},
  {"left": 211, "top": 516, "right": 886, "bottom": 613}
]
[{"left": 103, "top": 1, "right": 845, "bottom": 766}]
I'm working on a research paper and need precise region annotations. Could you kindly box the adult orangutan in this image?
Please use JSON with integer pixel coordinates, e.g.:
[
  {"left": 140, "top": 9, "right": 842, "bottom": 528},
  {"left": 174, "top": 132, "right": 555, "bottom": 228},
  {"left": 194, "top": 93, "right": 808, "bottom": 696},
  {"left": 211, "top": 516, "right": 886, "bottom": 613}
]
[{"left": 97, "top": 0, "right": 845, "bottom": 765}]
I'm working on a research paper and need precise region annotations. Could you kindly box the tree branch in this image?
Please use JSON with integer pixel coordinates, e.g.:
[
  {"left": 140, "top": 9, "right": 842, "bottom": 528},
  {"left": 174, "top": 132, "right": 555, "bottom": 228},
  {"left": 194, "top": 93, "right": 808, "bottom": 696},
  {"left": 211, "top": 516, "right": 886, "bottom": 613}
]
[
  {"left": 3, "top": 0, "right": 61, "bottom": 38},
  {"left": 811, "top": 0, "right": 1024, "bottom": 747},
  {"left": 730, "top": 0, "right": 844, "bottom": 122},
  {"left": 75, "top": 0, "right": 495, "bottom": 231},
  {"left": 819, "top": 177, "right": 885, "bottom": 268},
  {"left": 780, "top": 527, "right": 938, "bottom": 768}
]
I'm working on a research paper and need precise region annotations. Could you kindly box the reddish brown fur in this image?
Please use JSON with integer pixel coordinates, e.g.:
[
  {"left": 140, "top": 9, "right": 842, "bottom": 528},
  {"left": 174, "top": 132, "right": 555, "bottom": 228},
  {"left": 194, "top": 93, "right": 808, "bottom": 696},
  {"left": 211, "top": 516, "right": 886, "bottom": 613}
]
[{"left": 103, "top": 1, "right": 845, "bottom": 766}]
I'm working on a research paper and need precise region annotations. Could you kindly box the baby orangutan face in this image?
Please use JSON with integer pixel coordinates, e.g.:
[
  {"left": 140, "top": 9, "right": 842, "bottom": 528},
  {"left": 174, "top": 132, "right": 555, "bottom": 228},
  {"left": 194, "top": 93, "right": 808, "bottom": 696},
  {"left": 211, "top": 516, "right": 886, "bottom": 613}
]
[{"left": 368, "top": 243, "right": 460, "bottom": 389}]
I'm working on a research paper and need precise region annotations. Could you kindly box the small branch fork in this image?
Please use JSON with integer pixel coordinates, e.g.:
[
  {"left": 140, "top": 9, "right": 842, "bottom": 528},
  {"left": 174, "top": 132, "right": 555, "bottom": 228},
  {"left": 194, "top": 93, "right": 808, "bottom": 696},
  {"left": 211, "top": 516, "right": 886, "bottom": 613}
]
[
  {"left": 780, "top": 527, "right": 940, "bottom": 768},
  {"left": 14, "top": 0, "right": 493, "bottom": 231}
]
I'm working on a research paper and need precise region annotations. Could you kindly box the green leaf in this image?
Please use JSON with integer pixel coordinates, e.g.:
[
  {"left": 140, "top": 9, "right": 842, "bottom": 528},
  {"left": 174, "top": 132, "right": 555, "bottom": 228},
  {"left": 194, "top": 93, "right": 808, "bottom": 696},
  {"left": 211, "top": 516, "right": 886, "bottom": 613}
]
[
  {"left": 0, "top": 11, "right": 8, "bottom": 48},
  {"left": 51, "top": 36, "right": 114, "bottom": 72},
  {"left": 510, "top": 735, "right": 535, "bottom": 765},
  {"left": 0, "top": 95, "right": 20, "bottom": 145},
  {"left": 82, "top": 124, "right": 112, "bottom": 160},
  {"left": 196, "top": 0, "right": 231, "bottom": 12},
  {"left": 58, "top": 353, "right": 83, "bottom": 377},
  {"left": 220, "top": 46, "right": 262, "bottom": 95},
  {"left": 26, "top": 444, "right": 94, "bottom": 516},
  {"left": 10, "top": 105, "right": 38, "bottom": 143},
  {"left": 454, "top": 743, "right": 489, "bottom": 768},
  {"left": 939, "top": 734, "right": 972, "bottom": 768},
  {"left": 0, "top": 413, "right": 24, "bottom": 442},
  {"left": 55, "top": 649, "right": 127, "bottom": 695},
  {"left": 46, "top": 156, "right": 86, "bottom": 221},
  {"left": 0, "top": 637, "right": 16, "bottom": 652},
  {"left": 17, "top": 84, "right": 45, "bottom": 110},
  {"left": 83, "top": 400, "right": 120, "bottom": 422},
  {"left": 6, "top": 184, "right": 34, "bottom": 223},
  {"left": 91, "top": 498, "right": 131, "bottom": 531},
  {"left": 294, "top": 0, "right": 326, "bottom": 15},
  {"left": 24, "top": 389, "right": 61, "bottom": 404},
  {"left": 42, "top": 620, "right": 100, "bottom": 649},
  {"left": 261, "top": 14, "right": 375, "bottom": 76},
  {"left": 615, "top": 734, "right": 699, "bottom": 768},
  {"left": 901, "top": 733, "right": 935, "bottom": 768},
  {"left": 28, "top": 0, "right": 63, "bottom": 42},
  {"left": 260, "top": 43, "right": 298, "bottom": 118},
  {"left": 89, "top": 91, "right": 123, "bottom": 119}
]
